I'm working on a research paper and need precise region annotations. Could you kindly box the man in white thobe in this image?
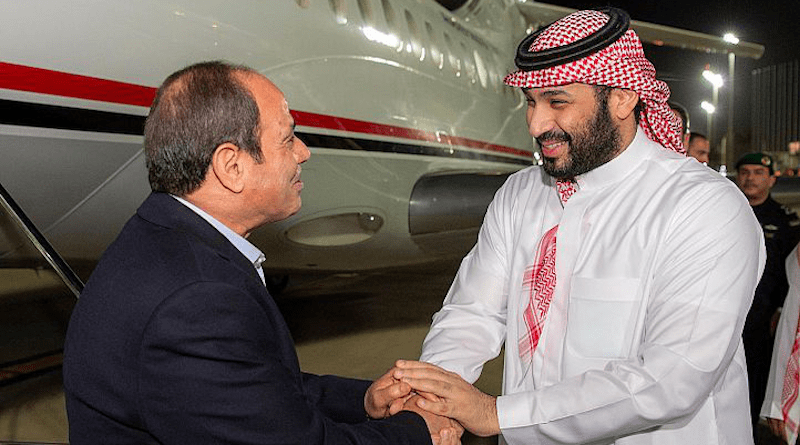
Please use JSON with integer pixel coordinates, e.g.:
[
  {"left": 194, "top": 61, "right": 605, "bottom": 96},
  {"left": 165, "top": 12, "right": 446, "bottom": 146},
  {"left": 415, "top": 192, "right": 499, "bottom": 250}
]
[
  {"left": 762, "top": 244, "right": 800, "bottom": 444},
  {"left": 392, "top": 8, "right": 765, "bottom": 445}
]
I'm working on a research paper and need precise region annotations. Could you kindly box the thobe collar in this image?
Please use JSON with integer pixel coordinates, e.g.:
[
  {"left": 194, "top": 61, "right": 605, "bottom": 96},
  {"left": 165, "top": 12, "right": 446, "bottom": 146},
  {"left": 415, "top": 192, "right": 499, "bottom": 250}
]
[{"left": 572, "top": 126, "right": 652, "bottom": 194}]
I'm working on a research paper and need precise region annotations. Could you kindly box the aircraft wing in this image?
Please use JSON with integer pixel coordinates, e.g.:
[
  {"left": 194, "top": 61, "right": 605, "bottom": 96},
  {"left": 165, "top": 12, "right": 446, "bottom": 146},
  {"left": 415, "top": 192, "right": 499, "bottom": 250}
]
[{"left": 516, "top": 1, "right": 764, "bottom": 59}]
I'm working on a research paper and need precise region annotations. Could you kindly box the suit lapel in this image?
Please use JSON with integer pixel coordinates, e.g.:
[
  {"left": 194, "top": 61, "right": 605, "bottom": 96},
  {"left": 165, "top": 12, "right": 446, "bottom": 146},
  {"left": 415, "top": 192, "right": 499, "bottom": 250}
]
[{"left": 136, "top": 193, "right": 303, "bottom": 375}]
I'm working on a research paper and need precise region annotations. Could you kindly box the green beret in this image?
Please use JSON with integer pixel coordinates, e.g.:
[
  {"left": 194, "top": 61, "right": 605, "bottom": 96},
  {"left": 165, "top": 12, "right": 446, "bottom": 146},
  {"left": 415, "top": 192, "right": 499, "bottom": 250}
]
[{"left": 736, "top": 152, "right": 774, "bottom": 175}]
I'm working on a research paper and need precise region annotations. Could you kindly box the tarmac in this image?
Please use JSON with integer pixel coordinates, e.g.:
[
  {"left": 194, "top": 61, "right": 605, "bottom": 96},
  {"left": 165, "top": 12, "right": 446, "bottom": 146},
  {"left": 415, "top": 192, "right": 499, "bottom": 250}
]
[{"left": 0, "top": 264, "right": 503, "bottom": 444}]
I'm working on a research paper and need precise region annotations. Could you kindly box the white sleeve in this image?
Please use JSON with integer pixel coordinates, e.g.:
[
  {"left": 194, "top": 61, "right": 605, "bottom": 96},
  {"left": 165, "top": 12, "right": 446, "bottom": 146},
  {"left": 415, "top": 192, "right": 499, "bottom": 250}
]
[
  {"left": 418, "top": 171, "right": 525, "bottom": 382},
  {"left": 761, "top": 245, "right": 800, "bottom": 420},
  {"left": 498, "top": 183, "right": 765, "bottom": 444}
]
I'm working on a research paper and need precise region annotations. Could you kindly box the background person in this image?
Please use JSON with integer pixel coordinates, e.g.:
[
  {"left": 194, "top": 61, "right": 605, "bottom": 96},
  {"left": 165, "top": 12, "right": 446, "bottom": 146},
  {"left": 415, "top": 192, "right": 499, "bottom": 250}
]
[
  {"left": 669, "top": 100, "right": 691, "bottom": 148},
  {"left": 686, "top": 131, "right": 710, "bottom": 164},
  {"left": 394, "top": 8, "right": 764, "bottom": 445},
  {"left": 762, "top": 243, "right": 800, "bottom": 444},
  {"left": 63, "top": 61, "right": 459, "bottom": 445},
  {"left": 737, "top": 152, "right": 800, "bottom": 433}
]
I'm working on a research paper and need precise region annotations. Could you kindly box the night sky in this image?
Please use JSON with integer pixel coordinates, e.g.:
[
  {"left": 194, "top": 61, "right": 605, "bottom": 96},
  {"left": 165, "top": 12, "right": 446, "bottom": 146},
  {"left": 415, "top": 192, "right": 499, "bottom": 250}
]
[{"left": 539, "top": 0, "right": 799, "bottom": 149}]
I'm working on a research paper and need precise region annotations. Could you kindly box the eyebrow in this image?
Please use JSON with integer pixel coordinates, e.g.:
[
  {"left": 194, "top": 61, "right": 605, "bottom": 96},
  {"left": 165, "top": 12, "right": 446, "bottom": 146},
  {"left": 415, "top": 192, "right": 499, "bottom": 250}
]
[
  {"left": 282, "top": 122, "right": 296, "bottom": 142},
  {"left": 523, "top": 88, "right": 570, "bottom": 100}
]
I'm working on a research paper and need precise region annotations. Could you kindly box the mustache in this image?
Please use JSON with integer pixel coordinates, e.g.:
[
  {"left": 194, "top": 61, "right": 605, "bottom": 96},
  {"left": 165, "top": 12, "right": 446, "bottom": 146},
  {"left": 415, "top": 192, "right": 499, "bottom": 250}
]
[{"left": 536, "top": 130, "right": 572, "bottom": 147}]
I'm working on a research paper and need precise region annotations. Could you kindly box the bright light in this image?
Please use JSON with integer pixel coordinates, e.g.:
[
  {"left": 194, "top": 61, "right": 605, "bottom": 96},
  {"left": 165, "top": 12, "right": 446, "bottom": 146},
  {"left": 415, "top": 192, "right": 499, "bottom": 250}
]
[
  {"left": 702, "top": 70, "right": 724, "bottom": 88},
  {"left": 723, "top": 33, "right": 740, "bottom": 45},
  {"left": 361, "top": 27, "right": 401, "bottom": 49},
  {"left": 701, "top": 101, "right": 716, "bottom": 114}
]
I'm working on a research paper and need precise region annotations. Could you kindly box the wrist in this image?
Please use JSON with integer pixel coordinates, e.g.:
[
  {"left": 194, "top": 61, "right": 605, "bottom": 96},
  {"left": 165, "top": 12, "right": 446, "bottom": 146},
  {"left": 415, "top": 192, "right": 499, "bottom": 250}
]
[{"left": 484, "top": 395, "right": 501, "bottom": 436}]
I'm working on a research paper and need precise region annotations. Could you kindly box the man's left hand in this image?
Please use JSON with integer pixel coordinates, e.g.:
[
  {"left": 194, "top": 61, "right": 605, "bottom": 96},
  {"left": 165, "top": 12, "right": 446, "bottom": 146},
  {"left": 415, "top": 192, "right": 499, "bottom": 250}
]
[
  {"left": 393, "top": 360, "right": 500, "bottom": 437},
  {"left": 364, "top": 367, "right": 413, "bottom": 418}
]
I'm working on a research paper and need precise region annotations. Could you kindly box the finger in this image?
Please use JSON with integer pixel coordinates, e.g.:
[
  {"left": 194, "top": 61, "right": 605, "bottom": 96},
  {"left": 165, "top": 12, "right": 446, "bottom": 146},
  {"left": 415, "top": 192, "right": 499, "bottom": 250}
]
[
  {"left": 394, "top": 366, "right": 457, "bottom": 384},
  {"left": 416, "top": 390, "right": 442, "bottom": 402},
  {"left": 400, "top": 375, "right": 456, "bottom": 397},
  {"left": 439, "top": 428, "right": 452, "bottom": 445},
  {"left": 395, "top": 360, "right": 454, "bottom": 375},
  {"left": 415, "top": 395, "right": 453, "bottom": 416},
  {"left": 388, "top": 394, "right": 412, "bottom": 416},
  {"left": 387, "top": 380, "right": 412, "bottom": 397}
]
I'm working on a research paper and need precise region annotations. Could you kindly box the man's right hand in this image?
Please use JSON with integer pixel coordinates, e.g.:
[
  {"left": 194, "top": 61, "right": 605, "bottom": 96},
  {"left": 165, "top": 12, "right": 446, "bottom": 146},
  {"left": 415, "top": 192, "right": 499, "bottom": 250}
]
[{"left": 402, "top": 394, "right": 463, "bottom": 445}]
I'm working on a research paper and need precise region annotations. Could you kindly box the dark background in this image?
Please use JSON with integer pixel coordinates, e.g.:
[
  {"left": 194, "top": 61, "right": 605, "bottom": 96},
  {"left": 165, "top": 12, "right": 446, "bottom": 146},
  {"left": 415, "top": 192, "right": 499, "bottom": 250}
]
[{"left": 541, "top": 1, "right": 800, "bottom": 157}]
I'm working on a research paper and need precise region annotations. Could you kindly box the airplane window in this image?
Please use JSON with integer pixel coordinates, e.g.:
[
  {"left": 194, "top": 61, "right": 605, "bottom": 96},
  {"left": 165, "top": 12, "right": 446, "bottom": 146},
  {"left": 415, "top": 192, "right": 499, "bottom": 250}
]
[
  {"left": 381, "top": 0, "right": 396, "bottom": 29},
  {"left": 443, "top": 32, "right": 461, "bottom": 77},
  {"left": 425, "top": 21, "right": 444, "bottom": 70},
  {"left": 404, "top": 10, "right": 423, "bottom": 61},
  {"left": 473, "top": 50, "right": 488, "bottom": 89},
  {"left": 329, "top": 0, "right": 347, "bottom": 25},
  {"left": 357, "top": 0, "right": 374, "bottom": 27}
]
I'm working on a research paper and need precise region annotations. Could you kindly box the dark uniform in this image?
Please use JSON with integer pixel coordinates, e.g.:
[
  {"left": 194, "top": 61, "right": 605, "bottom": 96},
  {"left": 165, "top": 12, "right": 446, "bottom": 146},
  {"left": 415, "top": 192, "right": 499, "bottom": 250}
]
[{"left": 744, "top": 194, "right": 800, "bottom": 425}]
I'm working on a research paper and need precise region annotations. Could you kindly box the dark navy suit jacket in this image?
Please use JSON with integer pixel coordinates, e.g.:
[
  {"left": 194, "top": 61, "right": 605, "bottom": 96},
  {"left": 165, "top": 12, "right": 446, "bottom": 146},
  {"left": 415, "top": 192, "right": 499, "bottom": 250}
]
[{"left": 64, "top": 193, "right": 430, "bottom": 444}]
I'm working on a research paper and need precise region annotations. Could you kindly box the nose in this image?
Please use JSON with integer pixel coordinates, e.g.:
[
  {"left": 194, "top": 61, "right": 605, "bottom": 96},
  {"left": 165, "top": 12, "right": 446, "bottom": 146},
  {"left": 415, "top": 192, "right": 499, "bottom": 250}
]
[
  {"left": 295, "top": 137, "right": 310, "bottom": 164},
  {"left": 526, "top": 104, "right": 554, "bottom": 139}
]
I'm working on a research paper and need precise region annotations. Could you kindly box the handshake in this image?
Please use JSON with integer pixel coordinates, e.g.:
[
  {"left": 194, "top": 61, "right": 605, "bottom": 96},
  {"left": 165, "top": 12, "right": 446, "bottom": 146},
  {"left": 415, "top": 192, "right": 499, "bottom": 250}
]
[{"left": 364, "top": 360, "right": 501, "bottom": 445}]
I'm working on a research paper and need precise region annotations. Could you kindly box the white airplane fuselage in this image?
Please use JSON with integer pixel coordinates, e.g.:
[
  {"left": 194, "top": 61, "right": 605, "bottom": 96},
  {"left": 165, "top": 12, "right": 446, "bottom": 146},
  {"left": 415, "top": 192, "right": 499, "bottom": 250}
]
[{"left": 1, "top": 0, "right": 535, "bottom": 273}]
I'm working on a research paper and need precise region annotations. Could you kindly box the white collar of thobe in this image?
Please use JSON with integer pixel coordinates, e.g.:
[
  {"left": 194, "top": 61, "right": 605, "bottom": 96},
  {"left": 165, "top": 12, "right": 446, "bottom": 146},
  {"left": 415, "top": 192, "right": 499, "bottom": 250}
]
[{"left": 573, "top": 126, "right": 655, "bottom": 193}]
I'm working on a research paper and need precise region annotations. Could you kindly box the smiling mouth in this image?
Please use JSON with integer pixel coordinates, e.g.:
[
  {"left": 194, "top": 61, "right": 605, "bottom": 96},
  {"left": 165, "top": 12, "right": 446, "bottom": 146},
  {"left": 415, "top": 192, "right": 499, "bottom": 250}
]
[{"left": 539, "top": 140, "right": 568, "bottom": 157}]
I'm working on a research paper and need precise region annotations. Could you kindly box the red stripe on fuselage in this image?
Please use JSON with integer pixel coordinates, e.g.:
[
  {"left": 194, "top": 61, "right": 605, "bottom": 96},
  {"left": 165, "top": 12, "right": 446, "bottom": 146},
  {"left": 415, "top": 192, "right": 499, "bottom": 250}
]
[
  {"left": 0, "top": 62, "right": 157, "bottom": 107},
  {"left": 290, "top": 110, "right": 530, "bottom": 157},
  {"left": 1, "top": 62, "right": 529, "bottom": 158}
]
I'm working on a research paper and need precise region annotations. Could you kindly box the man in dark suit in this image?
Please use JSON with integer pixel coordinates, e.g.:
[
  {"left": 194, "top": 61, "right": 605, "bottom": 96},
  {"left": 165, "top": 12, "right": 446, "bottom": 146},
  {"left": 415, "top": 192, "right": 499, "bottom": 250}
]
[{"left": 63, "top": 61, "right": 459, "bottom": 444}]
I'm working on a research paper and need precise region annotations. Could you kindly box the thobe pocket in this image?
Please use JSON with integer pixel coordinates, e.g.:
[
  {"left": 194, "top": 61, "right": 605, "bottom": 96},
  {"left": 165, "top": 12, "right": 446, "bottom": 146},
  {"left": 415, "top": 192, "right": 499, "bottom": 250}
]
[{"left": 567, "top": 277, "right": 641, "bottom": 359}]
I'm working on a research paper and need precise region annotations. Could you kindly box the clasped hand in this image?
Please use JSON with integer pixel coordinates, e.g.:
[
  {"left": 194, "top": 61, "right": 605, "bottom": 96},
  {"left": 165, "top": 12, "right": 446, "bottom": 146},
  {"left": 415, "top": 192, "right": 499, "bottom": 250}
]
[
  {"left": 365, "top": 365, "right": 463, "bottom": 444},
  {"left": 391, "top": 360, "right": 500, "bottom": 438}
]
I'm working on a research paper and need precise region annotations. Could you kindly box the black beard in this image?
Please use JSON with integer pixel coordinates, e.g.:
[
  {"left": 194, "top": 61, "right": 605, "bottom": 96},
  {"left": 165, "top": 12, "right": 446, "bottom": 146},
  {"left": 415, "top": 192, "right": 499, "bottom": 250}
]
[{"left": 538, "top": 94, "right": 621, "bottom": 180}]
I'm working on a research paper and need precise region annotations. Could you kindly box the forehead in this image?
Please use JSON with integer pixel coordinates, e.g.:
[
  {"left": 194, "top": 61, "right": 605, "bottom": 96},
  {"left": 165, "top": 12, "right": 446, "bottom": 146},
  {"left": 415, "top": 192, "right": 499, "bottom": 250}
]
[
  {"left": 738, "top": 164, "right": 770, "bottom": 173},
  {"left": 242, "top": 74, "right": 292, "bottom": 127},
  {"left": 523, "top": 82, "right": 596, "bottom": 98}
]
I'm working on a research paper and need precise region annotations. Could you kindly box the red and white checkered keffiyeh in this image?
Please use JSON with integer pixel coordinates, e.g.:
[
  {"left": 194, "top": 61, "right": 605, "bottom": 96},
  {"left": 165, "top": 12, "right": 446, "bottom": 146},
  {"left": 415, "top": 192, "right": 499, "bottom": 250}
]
[{"left": 504, "top": 9, "right": 684, "bottom": 155}]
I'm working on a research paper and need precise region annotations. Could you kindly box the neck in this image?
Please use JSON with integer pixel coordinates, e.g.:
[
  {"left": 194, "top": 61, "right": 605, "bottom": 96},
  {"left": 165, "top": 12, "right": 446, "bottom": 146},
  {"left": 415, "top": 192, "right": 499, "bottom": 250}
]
[
  {"left": 182, "top": 187, "right": 250, "bottom": 237},
  {"left": 616, "top": 120, "right": 637, "bottom": 155}
]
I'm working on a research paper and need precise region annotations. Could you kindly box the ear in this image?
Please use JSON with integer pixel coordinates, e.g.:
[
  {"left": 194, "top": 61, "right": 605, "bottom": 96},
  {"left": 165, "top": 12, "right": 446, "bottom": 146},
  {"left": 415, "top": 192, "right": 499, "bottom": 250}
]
[
  {"left": 210, "top": 143, "right": 246, "bottom": 193},
  {"left": 609, "top": 88, "right": 639, "bottom": 121},
  {"left": 769, "top": 175, "right": 777, "bottom": 188}
]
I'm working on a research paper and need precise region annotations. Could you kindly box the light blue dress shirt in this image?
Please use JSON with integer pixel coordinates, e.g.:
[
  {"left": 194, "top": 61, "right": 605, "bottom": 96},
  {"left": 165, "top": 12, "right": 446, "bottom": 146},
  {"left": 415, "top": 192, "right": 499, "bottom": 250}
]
[{"left": 171, "top": 195, "right": 266, "bottom": 285}]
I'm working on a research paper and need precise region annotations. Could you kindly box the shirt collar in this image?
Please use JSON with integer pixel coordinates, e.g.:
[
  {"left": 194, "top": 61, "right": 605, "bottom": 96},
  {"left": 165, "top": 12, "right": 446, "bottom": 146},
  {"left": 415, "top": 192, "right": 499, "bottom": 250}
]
[
  {"left": 170, "top": 195, "right": 266, "bottom": 273},
  {"left": 574, "top": 126, "right": 657, "bottom": 192}
]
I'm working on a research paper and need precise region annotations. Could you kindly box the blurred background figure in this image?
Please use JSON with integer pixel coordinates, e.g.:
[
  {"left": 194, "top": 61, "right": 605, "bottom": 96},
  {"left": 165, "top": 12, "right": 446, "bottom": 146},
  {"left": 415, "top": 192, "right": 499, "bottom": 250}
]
[
  {"left": 686, "top": 132, "right": 711, "bottom": 165},
  {"left": 737, "top": 152, "right": 800, "bottom": 437},
  {"left": 669, "top": 101, "right": 691, "bottom": 148},
  {"left": 761, "top": 242, "right": 800, "bottom": 445}
]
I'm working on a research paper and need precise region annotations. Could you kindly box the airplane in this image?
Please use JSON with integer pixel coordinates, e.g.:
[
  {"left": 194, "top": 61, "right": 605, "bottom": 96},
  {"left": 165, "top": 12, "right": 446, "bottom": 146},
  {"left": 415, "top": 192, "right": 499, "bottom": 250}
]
[{"left": 0, "top": 0, "right": 765, "bottom": 294}]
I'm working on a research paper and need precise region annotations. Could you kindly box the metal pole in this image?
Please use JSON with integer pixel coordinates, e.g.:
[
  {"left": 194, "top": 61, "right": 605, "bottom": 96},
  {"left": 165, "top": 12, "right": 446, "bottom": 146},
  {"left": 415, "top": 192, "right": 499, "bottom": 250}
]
[
  {"left": 0, "top": 182, "right": 84, "bottom": 298},
  {"left": 727, "top": 52, "right": 735, "bottom": 167},
  {"left": 711, "top": 85, "right": 719, "bottom": 149}
]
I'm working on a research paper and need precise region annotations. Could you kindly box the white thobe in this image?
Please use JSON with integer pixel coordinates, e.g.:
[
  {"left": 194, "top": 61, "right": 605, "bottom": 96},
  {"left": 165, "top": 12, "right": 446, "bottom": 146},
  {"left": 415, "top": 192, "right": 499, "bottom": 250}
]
[
  {"left": 420, "top": 129, "right": 765, "bottom": 445},
  {"left": 761, "top": 245, "right": 800, "bottom": 443}
]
